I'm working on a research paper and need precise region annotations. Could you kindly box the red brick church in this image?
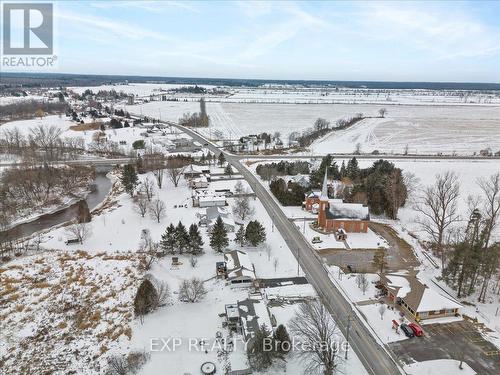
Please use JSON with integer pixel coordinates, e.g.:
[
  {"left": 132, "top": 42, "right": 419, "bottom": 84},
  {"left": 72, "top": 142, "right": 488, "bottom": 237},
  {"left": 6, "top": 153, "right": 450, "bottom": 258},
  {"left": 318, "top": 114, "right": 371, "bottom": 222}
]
[{"left": 310, "top": 169, "right": 370, "bottom": 233}]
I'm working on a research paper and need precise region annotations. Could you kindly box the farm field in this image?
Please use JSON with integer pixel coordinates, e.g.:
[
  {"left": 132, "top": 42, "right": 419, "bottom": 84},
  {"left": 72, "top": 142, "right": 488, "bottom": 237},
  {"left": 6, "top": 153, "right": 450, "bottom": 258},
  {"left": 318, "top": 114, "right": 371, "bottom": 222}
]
[{"left": 123, "top": 100, "right": 500, "bottom": 155}]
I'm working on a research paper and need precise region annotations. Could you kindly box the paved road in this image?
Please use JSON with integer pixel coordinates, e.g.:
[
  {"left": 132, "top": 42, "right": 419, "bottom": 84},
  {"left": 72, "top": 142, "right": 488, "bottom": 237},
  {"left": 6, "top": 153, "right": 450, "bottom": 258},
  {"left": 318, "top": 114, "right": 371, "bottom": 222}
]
[{"left": 170, "top": 121, "right": 404, "bottom": 375}]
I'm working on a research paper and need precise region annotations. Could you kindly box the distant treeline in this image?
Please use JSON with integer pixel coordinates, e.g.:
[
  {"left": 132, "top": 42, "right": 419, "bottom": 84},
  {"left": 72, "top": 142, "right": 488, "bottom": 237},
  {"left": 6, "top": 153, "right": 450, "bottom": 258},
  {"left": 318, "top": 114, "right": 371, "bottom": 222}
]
[
  {"left": 296, "top": 114, "right": 364, "bottom": 147},
  {"left": 0, "top": 100, "right": 68, "bottom": 122},
  {"left": 2, "top": 73, "right": 500, "bottom": 90}
]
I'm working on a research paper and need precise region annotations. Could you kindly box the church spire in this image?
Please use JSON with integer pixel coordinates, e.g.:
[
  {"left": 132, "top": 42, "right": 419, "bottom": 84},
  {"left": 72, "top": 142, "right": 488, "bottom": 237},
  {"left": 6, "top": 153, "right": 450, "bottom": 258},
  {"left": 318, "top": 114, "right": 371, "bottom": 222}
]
[{"left": 320, "top": 167, "right": 329, "bottom": 200}]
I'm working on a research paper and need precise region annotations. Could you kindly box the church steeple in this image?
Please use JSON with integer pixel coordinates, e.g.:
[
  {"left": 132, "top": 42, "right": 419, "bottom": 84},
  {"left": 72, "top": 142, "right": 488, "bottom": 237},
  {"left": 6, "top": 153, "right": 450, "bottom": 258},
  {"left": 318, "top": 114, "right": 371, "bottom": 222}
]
[{"left": 320, "top": 167, "right": 329, "bottom": 200}]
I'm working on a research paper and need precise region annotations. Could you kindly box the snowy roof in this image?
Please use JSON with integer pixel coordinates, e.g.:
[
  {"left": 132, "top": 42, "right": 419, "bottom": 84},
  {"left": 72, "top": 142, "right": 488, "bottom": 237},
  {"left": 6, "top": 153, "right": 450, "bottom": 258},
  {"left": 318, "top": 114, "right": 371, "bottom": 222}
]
[
  {"left": 224, "top": 250, "right": 255, "bottom": 281},
  {"left": 205, "top": 206, "right": 229, "bottom": 220},
  {"left": 238, "top": 296, "right": 272, "bottom": 340},
  {"left": 326, "top": 202, "right": 369, "bottom": 220},
  {"left": 183, "top": 164, "right": 204, "bottom": 174},
  {"left": 208, "top": 215, "right": 235, "bottom": 229},
  {"left": 381, "top": 273, "right": 462, "bottom": 313},
  {"left": 198, "top": 196, "right": 227, "bottom": 204},
  {"left": 306, "top": 190, "right": 321, "bottom": 198}
]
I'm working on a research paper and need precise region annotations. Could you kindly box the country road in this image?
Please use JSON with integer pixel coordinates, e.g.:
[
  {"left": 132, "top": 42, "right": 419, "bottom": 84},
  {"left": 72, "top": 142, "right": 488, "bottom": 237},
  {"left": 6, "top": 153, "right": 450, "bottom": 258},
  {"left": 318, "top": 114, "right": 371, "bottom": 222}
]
[{"left": 170, "top": 121, "right": 404, "bottom": 375}]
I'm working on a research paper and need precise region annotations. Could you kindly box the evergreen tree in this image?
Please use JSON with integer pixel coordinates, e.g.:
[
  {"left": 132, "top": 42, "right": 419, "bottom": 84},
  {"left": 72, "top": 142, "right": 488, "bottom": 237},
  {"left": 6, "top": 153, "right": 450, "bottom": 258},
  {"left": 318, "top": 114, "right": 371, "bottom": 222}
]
[
  {"left": 218, "top": 152, "right": 226, "bottom": 167},
  {"left": 346, "top": 157, "right": 360, "bottom": 180},
  {"left": 200, "top": 153, "right": 206, "bottom": 164},
  {"left": 210, "top": 216, "right": 229, "bottom": 253},
  {"left": 340, "top": 161, "right": 346, "bottom": 178},
  {"left": 160, "top": 223, "right": 177, "bottom": 254},
  {"left": 248, "top": 324, "right": 278, "bottom": 370},
  {"left": 245, "top": 220, "right": 266, "bottom": 246},
  {"left": 134, "top": 278, "right": 158, "bottom": 323},
  {"left": 274, "top": 324, "right": 291, "bottom": 354},
  {"left": 235, "top": 225, "right": 246, "bottom": 247},
  {"left": 188, "top": 224, "right": 204, "bottom": 255},
  {"left": 176, "top": 221, "right": 190, "bottom": 254},
  {"left": 120, "top": 164, "right": 138, "bottom": 196},
  {"left": 224, "top": 164, "right": 233, "bottom": 176}
]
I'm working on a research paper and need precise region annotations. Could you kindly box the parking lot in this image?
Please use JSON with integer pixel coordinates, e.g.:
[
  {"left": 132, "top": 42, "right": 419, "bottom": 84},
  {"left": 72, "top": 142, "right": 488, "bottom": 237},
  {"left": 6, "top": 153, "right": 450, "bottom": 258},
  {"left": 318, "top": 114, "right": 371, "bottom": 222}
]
[{"left": 389, "top": 320, "right": 500, "bottom": 374}]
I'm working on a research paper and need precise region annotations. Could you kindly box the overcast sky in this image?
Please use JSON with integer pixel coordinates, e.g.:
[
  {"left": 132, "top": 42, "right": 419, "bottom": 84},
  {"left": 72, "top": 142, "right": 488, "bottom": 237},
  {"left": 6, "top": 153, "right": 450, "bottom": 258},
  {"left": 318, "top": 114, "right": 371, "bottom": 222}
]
[{"left": 7, "top": 1, "right": 500, "bottom": 82}]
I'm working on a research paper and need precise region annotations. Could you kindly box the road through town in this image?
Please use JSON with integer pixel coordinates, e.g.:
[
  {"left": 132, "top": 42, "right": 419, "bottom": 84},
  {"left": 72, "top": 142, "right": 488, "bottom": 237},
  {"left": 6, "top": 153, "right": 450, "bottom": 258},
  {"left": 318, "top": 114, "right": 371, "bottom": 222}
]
[{"left": 172, "top": 122, "right": 404, "bottom": 375}]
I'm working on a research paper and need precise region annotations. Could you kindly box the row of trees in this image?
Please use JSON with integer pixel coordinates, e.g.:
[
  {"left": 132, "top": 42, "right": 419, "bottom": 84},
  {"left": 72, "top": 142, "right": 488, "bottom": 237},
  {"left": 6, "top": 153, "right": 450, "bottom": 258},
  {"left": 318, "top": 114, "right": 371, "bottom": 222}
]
[
  {"left": 256, "top": 160, "right": 310, "bottom": 181},
  {"left": 1, "top": 124, "right": 86, "bottom": 161},
  {"left": 269, "top": 178, "right": 309, "bottom": 206},
  {"left": 160, "top": 222, "right": 203, "bottom": 255},
  {"left": 295, "top": 114, "right": 364, "bottom": 147},
  {"left": 1, "top": 165, "right": 94, "bottom": 223}
]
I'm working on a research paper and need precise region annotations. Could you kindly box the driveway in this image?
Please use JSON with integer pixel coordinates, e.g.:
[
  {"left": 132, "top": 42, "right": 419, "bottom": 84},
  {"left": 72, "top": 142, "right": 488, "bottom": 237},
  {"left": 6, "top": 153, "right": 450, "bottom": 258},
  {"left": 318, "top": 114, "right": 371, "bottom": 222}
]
[
  {"left": 389, "top": 320, "right": 500, "bottom": 375},
  {"left": 318, "top": 222, "right": 420, "bottom": 273}
]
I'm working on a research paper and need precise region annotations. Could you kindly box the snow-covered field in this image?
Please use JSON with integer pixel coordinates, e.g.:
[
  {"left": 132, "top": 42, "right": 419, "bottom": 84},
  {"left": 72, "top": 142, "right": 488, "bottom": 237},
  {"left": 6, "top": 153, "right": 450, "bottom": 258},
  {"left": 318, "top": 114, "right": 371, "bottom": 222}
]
[
  {"left": 312, "top": 113, "right": 500, "bottom": 155},
  {"left": 122, "top": 99, "right": 500, "bottom": 154},
  {"left": 0, "top": 162, "right": 369, "bottom": 373}
]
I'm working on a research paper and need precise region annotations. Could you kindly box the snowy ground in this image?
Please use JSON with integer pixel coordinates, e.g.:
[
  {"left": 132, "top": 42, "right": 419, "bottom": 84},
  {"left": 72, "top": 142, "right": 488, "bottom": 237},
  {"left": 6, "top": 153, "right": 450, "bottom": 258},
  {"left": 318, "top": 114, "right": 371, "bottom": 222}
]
[
  {"left": 0, "top": 250, "right": 142, "bottom": 374},
  {"left": 403, "top": 359, "right": 476, "bottom": 374},
  {"left": 312, "top": 114, "right": 500, "bottom": 155},
  {"left": 0, "top": 115, "right": 194, "bottom": 155},
  {"left": 121, "top": 98, "right": 500, "bottom": 153},
  {"left": 1, "top": 162, "right": 368, "bottom": 373}
]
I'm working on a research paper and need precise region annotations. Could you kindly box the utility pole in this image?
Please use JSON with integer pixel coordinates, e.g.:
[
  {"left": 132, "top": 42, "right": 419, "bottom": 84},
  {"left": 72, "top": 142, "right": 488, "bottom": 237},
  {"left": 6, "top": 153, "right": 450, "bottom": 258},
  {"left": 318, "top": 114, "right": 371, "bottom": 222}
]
[
  {"left": 297, "top": 247, "right": 300, "bottom": 276},
  {"left": 345, "top": 314, "right": 352, "bottom": 360},
  {"left": 302, "top": 217, "right": 306, "bottom": 233}
]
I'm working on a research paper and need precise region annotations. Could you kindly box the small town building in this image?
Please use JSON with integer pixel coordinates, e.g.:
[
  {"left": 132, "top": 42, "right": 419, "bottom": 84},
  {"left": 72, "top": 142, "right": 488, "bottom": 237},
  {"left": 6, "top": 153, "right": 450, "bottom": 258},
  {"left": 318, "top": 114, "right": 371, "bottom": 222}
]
[
  {"left": 379, "top": 272, "right": 461, "bottom": 321},
  {"left": 303, "top": 190, "right": 321, "bottom": 211},
  {"left": 220, "top": 250, "right": 255, "bottom": 285},
  {"left": 189, "top": 176, "right": 209, "bottom": 189},
  {"left": 317, "top": 170, "right": 369, "bottom": 233}
]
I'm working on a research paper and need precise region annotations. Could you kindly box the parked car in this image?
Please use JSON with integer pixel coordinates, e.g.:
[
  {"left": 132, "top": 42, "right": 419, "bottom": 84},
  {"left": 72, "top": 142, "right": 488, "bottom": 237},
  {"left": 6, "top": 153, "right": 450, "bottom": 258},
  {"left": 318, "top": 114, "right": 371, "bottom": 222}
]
[
  {"left": 312, "top": 236, "right": 323, "bottom": 244},
  {"left": 400, "top": 323, "right": 414, "bottom": 338},
  {"left": 408, "top": 323, "right": 424, "bottom": 337}
]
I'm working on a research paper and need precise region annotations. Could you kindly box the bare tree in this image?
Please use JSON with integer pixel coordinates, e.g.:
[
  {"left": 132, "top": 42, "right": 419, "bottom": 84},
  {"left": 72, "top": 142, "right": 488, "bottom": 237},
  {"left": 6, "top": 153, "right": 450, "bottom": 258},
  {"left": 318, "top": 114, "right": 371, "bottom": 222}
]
[
  {"left": 139, "top": 229, "right": 158, "bottom": 270},
  {"left": 403, "top": 171, "right": 420, "bottom": 203},
  {"left": 273, "top": 257, "right": 279, "bottom": 272},
  {"left": 233, "top": 196, "right": 254, "bottom": 220},
  {"left": 152, "top": 168, "right": 164, "bottom": 189},
  {"left": 356, "top": 274, "right": 369, "bottom": 295},
  {"left": 378, "top": 108, "right": 387, "bottom": 118},
  {"left": 166, "top": 157, "right": 186, "bottom": 188},
  {"left": 415, "top": 171, "right": 461, "bottom": 268},
  {"left": 141, "top": 177, "right": 155, "bottom": 201},
  {"left": 134, "top": 194, "right": 148, "bottom": 218},
  {"left": 289, "top": 300, "right": 341, "bottom": 375},
  {"left": 354, "top": 142, "right": 362, "bottom": 155},
  {"left": 178, "top": 278, "right": 207, "bottom": 302},
  {"left": 146, "top": 274, "right": 171, "bottom": 309},
  {"left": 378, "top": 304, "right": 387, "bottom": 320},
  {"left": 149, "top": 199, "right": 166, "bottom": 223},
  {"left": 234, "top": 180, "right": 245, "bottom": 195},
  {"left": 66, "top": 222, "right": 92, "bottom": 244},
  {"left": 477, "top": 172, "right": 500, "bottom": 247}
]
